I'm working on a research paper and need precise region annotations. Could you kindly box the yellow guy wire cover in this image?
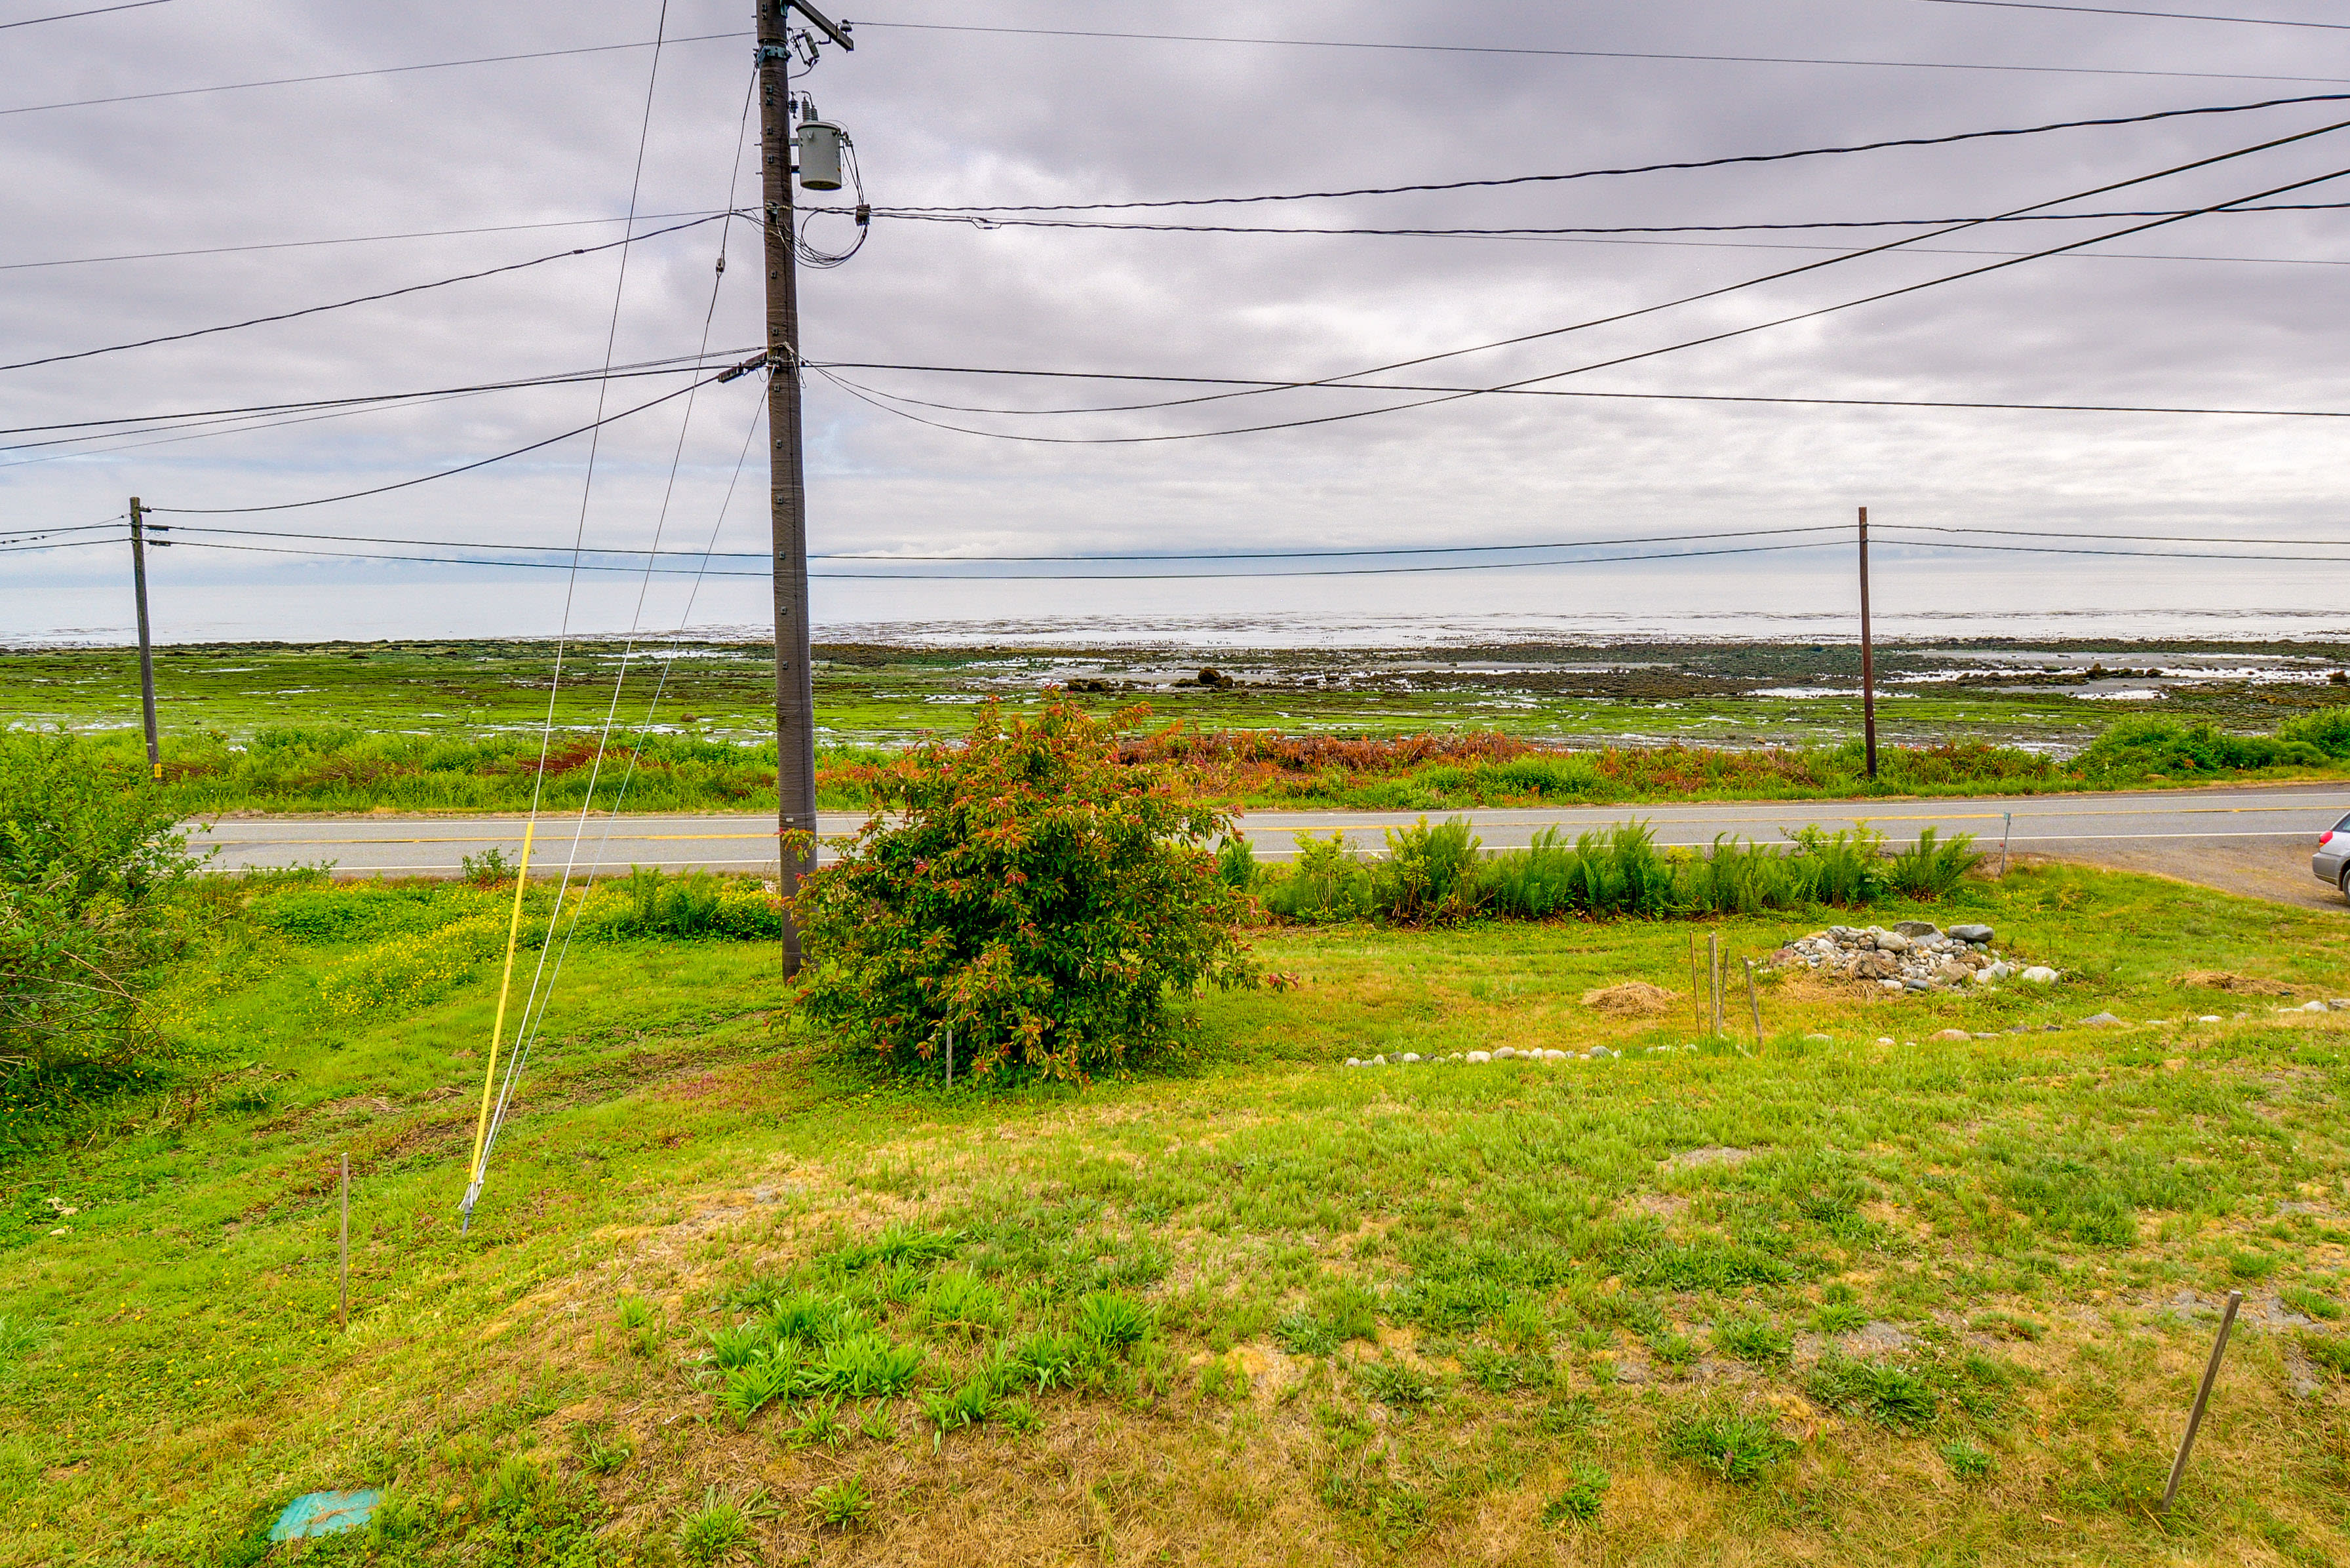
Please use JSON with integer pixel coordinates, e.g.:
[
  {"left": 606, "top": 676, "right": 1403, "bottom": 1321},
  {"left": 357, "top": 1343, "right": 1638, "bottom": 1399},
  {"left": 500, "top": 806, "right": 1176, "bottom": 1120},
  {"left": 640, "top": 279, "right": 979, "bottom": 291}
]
[{"left": 467, "top": 822, "right": 536, "bottom": 1186}]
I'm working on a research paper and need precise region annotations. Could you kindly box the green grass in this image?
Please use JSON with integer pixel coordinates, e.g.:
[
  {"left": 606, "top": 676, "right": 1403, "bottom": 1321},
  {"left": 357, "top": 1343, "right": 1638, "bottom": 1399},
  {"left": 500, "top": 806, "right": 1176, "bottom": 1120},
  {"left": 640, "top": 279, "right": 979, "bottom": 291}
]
[{"left": 7, "top": 861, "right": 2350, "bottom": 1563}]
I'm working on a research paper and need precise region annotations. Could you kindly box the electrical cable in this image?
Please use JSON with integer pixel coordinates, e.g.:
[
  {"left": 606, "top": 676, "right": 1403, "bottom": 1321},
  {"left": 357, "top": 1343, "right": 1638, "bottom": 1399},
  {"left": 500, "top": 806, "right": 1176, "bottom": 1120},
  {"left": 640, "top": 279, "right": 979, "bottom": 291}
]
[
  {"left": 136, "top": 538, "right": 771, "bottom": 575},
  {"left": 0, "top": 208, "right": 740, "bottom": 273},
  {"left": 145, "top": 370, "right": 733, "bottom": 516},
  {"left": 0, "top": 346, "right": 759, "bottom": 438},
  {"left": 0, "top": 212, "right": 730, "bottom": 375},
  {"left": 0, "top": 517, "right": 134, "bottom": 542},
  {"left": 127, "top": 532, "right": 2350, "bottom": 578},
  {"left": 1911, "top": 0, "right": 2350, "bottom": 30},
  {"left": 795, "top": 128, "right": 869, "bottom": 267},
  {"left": 0, "top": 533, "right": 127, "bottom": 555},
  {"left": 140, "top": 519, "right": 1854, "bottom": 563},
  {"left": 149, "top": 523, "right": 762, "bottom": 559},
  {"left": 808, "top": 358, "right": 2350, "bottom": 422},
  {"left": 850, "top": 18, "right": 2350, "bottom": 89},
  {"left": 1869, "top": 534, "right": 2350, "bottom": 563},
  {"left": 832, "top": 197, "right": 2350, "bottom": 238},
  {"left": 495, "top": 84, "right": 769, "bottom": 1148},
  {"left": 854, "top": 206, "right": 2350, "bottom": 270},
  {"left": 19, "top": 18, "right": 2350, "bottom": 121},
  {"left": 1885, "top": 521, "right": 2350, "bottom": 548},
  {"left": 464, "top": 0, "right": 674, "bottom": 1236},
  {"left": 821, "top": 110, "right": 2350, "bottom": 433},
  {"left": 1, "top": 29, "right": 747, "bottom": 118},
  {"left": 0, "top": 0, "right": 170, "bottom": 28},
  {"left": 3, "top": 376, "right": 644, "bottom": 470},
  {"left": 869, "top": 92, "right": 2350, "bottom": 215},
  {"left": 817, "top": 134, "right": 2350, "bottom": 444},
  {"left": 0, "top": 355, "right": 758, "bottom": 472}
]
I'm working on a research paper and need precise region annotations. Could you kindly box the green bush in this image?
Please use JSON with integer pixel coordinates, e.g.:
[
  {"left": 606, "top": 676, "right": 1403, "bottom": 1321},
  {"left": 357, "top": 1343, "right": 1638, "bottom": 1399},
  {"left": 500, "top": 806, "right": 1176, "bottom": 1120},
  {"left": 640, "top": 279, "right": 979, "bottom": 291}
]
[
  {"left": 2279, "top": 705, "right": 2350, "bottom": 759},
  {"left": 1261, "top": 830, "right": 1376, "bottom": 923},
  {"left": 2080, "top": 715, "right": 2323, "bottom": 779},
  {"left": 789, "top": 701, "right": 1259, "bottom": 1081},
  {"left": 1, "top": 732, "right": 199, "bottom": 1116}
]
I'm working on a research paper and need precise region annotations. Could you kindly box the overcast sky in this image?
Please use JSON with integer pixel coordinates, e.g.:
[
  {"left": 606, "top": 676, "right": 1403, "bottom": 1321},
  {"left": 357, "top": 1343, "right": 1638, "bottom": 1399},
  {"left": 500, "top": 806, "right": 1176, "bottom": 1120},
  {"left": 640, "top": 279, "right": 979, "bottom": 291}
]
[{"left": 5, "top": 0, "right": 2349, "bottom": 645}]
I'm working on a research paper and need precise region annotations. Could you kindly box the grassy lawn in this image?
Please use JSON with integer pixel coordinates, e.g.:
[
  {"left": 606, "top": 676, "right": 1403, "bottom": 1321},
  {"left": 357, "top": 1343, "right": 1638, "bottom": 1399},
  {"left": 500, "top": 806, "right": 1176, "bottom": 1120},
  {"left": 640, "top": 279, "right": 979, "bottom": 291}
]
[{"left": 7, "top": 864, "right": 2350, "bottom": 1564}]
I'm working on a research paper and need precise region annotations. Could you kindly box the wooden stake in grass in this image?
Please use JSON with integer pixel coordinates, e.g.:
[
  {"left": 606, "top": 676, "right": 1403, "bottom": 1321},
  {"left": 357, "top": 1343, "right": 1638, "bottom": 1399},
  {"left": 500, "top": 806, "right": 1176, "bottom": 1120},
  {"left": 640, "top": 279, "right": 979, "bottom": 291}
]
[
  {"left": 1744, "top": 958, "right": 1763, "bottom": 1049},
  {"left": 1708, "top": 933, "right": 1722, "bottom": 1036},
  {"left": 2161, "top": 1289, "right": 2242, "bottom": 1512},
  {"left": 1689, "top": 934, "right": 1700, "bottom": 1033},
  {"left": 338, "top": 1152, "right": 349, "bottom": 1333}
]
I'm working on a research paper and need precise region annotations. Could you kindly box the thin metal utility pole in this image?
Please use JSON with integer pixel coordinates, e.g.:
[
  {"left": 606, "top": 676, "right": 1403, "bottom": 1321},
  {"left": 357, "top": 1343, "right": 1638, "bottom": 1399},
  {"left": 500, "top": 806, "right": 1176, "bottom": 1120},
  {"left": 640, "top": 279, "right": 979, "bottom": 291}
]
[
  {"left": 128, "top": 496, "right": 161, "bottom": 781},
  {"left": 1858, "top": 505, "right": 1878, "bottom": 782},
  {"left": 756, "top": 0, "right": 851, "bottom": 979}
]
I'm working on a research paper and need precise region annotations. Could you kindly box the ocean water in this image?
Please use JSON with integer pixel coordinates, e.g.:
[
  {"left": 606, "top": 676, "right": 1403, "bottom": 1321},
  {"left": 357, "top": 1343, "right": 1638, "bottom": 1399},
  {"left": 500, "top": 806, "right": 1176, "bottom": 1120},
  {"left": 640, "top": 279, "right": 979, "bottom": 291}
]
[{"left": 9, "top": 556, "right": 2347, "bottom": 649}]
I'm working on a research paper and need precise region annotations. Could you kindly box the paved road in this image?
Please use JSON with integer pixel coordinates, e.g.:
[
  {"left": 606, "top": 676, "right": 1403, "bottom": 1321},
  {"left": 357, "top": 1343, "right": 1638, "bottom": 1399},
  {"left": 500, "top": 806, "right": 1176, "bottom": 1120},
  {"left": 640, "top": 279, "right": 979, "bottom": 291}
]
[{"left": 189, "top": 783, "right": 2349, "bottom": 908}]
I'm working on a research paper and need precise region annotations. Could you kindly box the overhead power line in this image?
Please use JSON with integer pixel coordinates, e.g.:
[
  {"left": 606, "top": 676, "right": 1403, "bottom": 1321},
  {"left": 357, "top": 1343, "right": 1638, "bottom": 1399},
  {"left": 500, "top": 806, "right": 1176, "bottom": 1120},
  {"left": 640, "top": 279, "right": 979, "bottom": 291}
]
[
  {"left": 1911, "top": 0, "right": 2350, "bottom": 30},
  {"left": 138, "top": 519, "right": 1855, "bottom": 563},
  {"left": 149, "top": 534, "right": 1848, "bottom": 579},
  {"left": 0, "top": 208, "right": 737, "bottom": 273},
  {"left": 0, "top": 347, "right": 758, "bottom": 444},
  {"left": 0, "top": 30, "right": 748, "bottom": 117},
  {"left": 0, "top": 0, "right": 171, "bottom": 28},
  {"left": 0, "top": 533, "right": 127, "bottom": 555},
  {"left": 872, "top": 92, "right": 2350, "bottom": 214},
  {"left": 0, "top": 212, "right": 733, "bottom": 375},
  {"left": 819, "top": 120, "right": 2350, "bottom": 444},
  {"left": 855, "top": 204, "right": 2350, "bottom": 269},
  {"left": 147, "top": 368, "right": 742, "bottom": 516},
  {"left": 14, "top": 20, "right": 2350, "bottom": 119},
  {"left": 852, "top": 19, "right": 2350, "bottom": 88},
  {"left": 812, "top": 358, "right": 2350, "bottom": 421},
  {"left": 844, "top": 197, "right": 2350, "bottom": 238},
  {"left": 127, "top": 531, "right": 2350, "bottom": 581}
]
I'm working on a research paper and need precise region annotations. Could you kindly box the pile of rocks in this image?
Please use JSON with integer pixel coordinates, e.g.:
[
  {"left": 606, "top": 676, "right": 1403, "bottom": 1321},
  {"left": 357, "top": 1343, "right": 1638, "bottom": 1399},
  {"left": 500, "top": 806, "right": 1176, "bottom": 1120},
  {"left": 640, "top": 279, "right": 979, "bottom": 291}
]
[
  {"left": 1342, "top": 1044, "right": 1687, "bottom": 1068},
  {"left": 1765, "top": 920, "right": 2058, "bottom": 994}
]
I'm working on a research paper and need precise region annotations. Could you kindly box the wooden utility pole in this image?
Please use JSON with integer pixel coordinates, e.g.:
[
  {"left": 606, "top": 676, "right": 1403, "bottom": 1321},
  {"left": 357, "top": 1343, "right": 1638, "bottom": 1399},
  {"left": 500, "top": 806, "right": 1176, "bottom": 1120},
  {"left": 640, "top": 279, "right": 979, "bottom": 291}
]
[
  {"left": 1858, "top": 505, "right": 1877, "bottom": 782},
  {"left": 756, "top": 0, "right": 852, "bottom": 978},
  {"left": 128, "top": 496, "right": 161, "bottom": 781}
]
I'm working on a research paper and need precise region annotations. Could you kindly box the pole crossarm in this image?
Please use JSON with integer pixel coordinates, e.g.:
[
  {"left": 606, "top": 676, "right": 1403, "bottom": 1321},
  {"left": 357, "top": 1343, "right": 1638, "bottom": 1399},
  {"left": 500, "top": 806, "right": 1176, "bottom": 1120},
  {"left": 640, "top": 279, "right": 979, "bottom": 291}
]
[{"left": 785, "top": 0, "right": 853, "bottom": 51}]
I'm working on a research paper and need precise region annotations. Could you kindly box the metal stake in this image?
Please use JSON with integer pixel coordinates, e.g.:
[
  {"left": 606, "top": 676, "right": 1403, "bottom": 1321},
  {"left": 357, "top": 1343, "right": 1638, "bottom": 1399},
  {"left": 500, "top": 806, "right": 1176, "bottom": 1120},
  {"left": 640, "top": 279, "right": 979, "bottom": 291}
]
[
  {"left": 1999, "top": 811, "right": 2013, "bottom": 876},
  {"left": 1689, "top": 933, "right": 1700, "bottom": 1034},
  {"left": 945, "top": 1027, "right": 952, "bottom": 1091},
  {"left": 2161, "top": 1289, "right": 2241, "bottom": 1512},
  {"left": 1708, "top": 933, "right": 1722, "bottom": 1036},
  {"left": 1745, "top": 958, "right": 1763, "bottom": 1049},
  {"left": 338, "top": 1152, "right": 350, "bottom": 1333}
]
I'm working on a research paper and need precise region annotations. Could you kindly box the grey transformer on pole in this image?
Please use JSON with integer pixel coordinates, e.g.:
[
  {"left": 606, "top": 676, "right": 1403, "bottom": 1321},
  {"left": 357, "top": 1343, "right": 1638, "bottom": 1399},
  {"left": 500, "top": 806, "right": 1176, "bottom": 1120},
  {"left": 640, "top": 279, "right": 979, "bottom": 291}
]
[{"left": 755, "top": 0, "right": 853, "bottom": 979}]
